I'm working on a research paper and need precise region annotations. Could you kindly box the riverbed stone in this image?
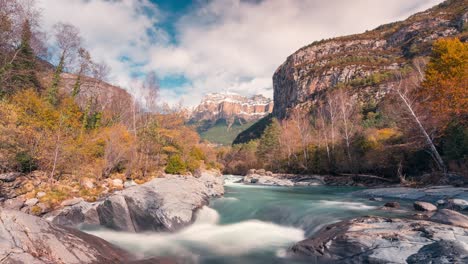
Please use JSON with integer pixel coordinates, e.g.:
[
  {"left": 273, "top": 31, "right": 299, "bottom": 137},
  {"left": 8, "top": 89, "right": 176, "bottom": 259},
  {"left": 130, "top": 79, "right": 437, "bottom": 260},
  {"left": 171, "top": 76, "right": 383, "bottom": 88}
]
[
  {"left": 430, "top": 209, "right": 468, "bottom": 228},
  {"left": 384, "top": 201, "right": 400, "bottom": 208},
  {"left": 447, "top": 198, "right": 468, "bottom": 211},
  {"left": 413, "top": 201, "right": 437, "bottom": 212},
  {"left": 24, "top": 198, "right": 39, "bottom": 207},
  {"left": 243, "top": 174, "right": 294, "bottom": 187},
  {"left": 291, "top": 216, "right": 468, "bottom": 264},
  {"left": 355, "top": 186, "right": 468, "bottom": 202}
]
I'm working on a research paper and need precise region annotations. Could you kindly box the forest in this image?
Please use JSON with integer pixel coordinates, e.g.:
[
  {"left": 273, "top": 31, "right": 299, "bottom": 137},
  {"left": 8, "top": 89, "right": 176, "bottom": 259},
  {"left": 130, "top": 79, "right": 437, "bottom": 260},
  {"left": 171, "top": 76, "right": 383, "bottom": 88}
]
[{"left": 0, "top": 0, "right": 219, "bottom": 208}]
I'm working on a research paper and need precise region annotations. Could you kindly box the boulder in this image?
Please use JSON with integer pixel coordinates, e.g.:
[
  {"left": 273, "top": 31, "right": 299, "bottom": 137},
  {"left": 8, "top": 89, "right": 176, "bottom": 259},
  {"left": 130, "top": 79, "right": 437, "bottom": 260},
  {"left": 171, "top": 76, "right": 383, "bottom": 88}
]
[
  {"left": 61, "top": 197, "right": 84, "bottom": 207},
  {"left": 112, "top": 179, "right": 124, "bottom": 188},
  {"left": 291, "top": 216, "right": 468, "bottom": 264},
  {"left": 124, "top": 180, "right": 137, "bottom": 188},
  {"left": 413, "top": 201, "right": 437, "bottom": 212},
  {"left": 25, "top": 198, "right": 39, "bottom": 207},
  {"left": 0, "top": 209, "right": 130, "bottom": 263},
  {"left": 47, "top": 201, "right": 100, "bottom": 227},
  {"left": 447, "top": 198, "right": 468, "bottom": 211},
  {"left": 3, "top": 197, "right": 25, "bottom": 210},
  {"left": 47, "top": 172, "right": 224, "bottom": 232},
  {"left": 383, "top": 201, "right": 400, "bottom": 208},
  {"left": 0, "top": 172, "right": 21, "bottom": 182},
  {"left": 407, "top": 240, "right": 468, "bottom": 263},
  {"left": 243, "top": 174, "right": 294, "bottom": 187},
  {"left": 430, "top": 209, "right": 468, "bottom": 228}
]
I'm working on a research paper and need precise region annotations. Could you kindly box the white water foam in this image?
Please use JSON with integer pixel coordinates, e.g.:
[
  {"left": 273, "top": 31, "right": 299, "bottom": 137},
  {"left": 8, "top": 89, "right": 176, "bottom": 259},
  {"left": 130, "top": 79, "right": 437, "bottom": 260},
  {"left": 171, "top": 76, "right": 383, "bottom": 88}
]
[
  {"left": 319, "top": 200, "right": 377, "bottom": 210},
  {"left": 87, "top": 206, "right": 304, "bottom": 258}
]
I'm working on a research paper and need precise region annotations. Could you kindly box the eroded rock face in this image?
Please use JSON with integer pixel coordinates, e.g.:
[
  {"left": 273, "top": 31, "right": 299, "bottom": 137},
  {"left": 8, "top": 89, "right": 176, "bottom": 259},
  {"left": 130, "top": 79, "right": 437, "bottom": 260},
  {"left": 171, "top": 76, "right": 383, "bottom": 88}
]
[
  {"left": 0, "top": 209, "right": 130, "bottom": 264},
  {"left": 48, "top": 171, "right": 224, "bottom": 232},
  {"left": 290, "top": 216, "right": 468, "bottom": 264},
  {"left": 272, "top": 1, "right": 467, "bottom": 119},
  {"left": 190, "top": 93, "right": 273, "bottom": 124}
]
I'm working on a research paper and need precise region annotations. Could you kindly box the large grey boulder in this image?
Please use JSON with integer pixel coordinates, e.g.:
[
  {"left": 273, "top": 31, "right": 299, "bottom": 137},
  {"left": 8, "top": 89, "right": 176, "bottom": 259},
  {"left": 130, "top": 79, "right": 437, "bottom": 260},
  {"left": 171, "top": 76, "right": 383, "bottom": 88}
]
[
  {"left": 290, "top": 216, "right": 468, "bottom": 264},
  {"left": 48, "top": 171, "right": 224, "bottom": 232},
  {"left": 0, "top": 209, "right": 130, "bottom": 264}
]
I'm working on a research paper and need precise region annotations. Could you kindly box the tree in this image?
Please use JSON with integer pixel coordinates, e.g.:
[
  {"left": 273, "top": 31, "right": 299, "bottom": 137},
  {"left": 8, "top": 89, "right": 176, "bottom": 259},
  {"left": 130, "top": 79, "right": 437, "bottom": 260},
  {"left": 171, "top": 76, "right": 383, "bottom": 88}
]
[
  {"left": 72, "top": 48, "right": 92, "bottom": 97},
  {"left": 420, "top": 38, "right": 467, "bottom": 119},
  {"left": 47, "top": 22, "right": 81, "bottom": 105},
  {"left": 389, "top": 73, "right": 446, "bottom": 172},
  {"left": 7, "top": 19, "right": 40, "bottom": 93},
  {"left": 256, "top": 118, "right": 281, "bottom": 170}
]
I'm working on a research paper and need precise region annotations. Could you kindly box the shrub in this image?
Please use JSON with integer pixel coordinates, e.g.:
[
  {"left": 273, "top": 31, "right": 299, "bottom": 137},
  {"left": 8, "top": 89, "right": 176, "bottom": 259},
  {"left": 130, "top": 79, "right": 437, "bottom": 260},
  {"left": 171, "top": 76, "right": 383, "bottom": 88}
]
[
  {"left": 15, "top": 151, "right": 38, "bottom": 173},
  {"left": 165, "top": 155, "right": 186, "bottom": 174}
]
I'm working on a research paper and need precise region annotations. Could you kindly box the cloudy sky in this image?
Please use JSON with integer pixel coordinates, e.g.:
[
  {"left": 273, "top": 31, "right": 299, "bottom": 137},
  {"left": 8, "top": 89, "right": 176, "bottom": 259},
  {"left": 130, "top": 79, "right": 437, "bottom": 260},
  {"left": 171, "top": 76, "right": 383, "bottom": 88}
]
[{"left": 37, "top": 0, "right": 443, "bottom": 106}]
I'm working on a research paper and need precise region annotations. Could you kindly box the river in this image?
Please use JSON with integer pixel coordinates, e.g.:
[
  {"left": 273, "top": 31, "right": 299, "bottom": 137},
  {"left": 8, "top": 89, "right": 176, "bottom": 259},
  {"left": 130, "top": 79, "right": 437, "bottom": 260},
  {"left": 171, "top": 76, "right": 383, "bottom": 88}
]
[{"left": 87, "top": 175, "right": 412, "bottom": 263}]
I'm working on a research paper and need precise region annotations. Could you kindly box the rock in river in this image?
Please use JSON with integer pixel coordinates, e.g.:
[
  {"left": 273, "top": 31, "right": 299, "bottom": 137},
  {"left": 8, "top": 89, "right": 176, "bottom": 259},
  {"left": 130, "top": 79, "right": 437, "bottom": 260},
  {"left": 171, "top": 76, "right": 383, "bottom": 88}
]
[
  {"left": 413, "top": 201, "right": 437, "bottom": 212},
  {"left": 47, "top": 170, "right": 224, "bottom": 232},
  {"left": 0, "top": 209, "right": 130, "bottom": 263},
  {"left": 291, "top": 216, "right": 468, "bottom": 264}
]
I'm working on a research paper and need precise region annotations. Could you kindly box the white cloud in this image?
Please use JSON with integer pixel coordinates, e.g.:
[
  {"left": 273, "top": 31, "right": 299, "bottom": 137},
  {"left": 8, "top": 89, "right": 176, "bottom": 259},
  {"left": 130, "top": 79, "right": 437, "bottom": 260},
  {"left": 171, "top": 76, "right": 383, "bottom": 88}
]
[{"left": 38, "top": 0, "right": 444, "bottom": 107}]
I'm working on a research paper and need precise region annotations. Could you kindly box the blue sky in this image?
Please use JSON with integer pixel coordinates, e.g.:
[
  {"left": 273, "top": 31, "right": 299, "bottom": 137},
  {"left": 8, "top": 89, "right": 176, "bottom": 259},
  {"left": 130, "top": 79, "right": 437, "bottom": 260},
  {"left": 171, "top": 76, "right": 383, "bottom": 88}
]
[{"left": 38, "top": 0, "right": 444, "bottom": 106}]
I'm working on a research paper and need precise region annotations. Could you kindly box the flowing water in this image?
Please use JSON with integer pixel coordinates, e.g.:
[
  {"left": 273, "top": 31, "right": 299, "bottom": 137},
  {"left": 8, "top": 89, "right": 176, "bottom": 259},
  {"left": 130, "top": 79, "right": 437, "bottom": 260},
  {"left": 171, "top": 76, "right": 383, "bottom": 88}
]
[{"left": 87, "top": 175, "right": 412, "bottom": 263}]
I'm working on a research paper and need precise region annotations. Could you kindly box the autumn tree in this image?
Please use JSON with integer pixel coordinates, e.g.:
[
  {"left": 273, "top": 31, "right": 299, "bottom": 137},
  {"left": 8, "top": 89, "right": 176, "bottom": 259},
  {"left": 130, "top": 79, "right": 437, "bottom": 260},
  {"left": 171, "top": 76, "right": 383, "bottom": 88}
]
[
  {"left": 48, "top": 22, "right": 81, "bottom": 105},
  {"left": 420, "top": 38, "right": 467, "bottom": 119}
]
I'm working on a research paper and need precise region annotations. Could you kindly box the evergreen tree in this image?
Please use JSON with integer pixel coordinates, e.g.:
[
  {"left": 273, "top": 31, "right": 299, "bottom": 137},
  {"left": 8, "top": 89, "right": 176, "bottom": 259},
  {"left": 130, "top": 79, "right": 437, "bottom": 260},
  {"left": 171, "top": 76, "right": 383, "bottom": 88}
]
[
  {"left": 256, "top": 118, "right": 281, "bottom": 169},
  {"left": 9, "top": 20, "right": 40, "bottom": 94}
]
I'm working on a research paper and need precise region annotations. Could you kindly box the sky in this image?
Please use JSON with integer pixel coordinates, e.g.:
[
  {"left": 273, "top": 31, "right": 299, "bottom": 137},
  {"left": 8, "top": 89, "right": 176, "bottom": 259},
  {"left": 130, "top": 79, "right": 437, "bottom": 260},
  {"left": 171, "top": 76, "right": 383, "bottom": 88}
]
[{"left": 37, "top": 0, "right": 444, "bottom": 107}]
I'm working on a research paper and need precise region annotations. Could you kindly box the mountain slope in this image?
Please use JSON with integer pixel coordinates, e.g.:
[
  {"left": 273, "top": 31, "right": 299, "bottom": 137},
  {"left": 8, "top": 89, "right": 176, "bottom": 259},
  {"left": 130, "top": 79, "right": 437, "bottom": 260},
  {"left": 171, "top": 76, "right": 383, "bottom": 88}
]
[
  {"left": 273, "top": 0, "right": 467, "bottom": 119},
  {"left": 234, "top": 0, "right": 467, "bottom": 144}
]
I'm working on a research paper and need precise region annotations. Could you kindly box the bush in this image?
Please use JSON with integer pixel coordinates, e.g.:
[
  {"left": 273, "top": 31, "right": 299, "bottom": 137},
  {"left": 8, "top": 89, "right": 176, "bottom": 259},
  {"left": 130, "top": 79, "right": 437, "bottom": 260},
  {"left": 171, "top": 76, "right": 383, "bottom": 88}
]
[
  {"left": 165, "top": 155, "right": 186, "bottom": 174},
  {"left": 15, "top": 151, "right": 38, "bottom": 173}
]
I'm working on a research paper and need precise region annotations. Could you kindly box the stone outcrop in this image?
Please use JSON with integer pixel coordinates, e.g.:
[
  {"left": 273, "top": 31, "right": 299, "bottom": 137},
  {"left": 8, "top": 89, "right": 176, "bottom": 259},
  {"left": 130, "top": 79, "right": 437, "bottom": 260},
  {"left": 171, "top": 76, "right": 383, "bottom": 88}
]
[
  {"left": 243, "top": 169, "right": 294, "bottom": 187},
  {"left": 272, "top": 0, "right": 467, "bottom": 119},
  {"left": 355, "top": 186, "right": 468, "bottom": 203},
  {"left": 290, "top": 215, "right": 468, "bottom": 264},
  {"left": 47, "top": 171, "right": 224, "bottom": 232},
  {"left": 0, "top": 209, "right": 130, "bottom": 264},
  {"left": 190, "top": 93, "right": 273, "bottom": 124}
]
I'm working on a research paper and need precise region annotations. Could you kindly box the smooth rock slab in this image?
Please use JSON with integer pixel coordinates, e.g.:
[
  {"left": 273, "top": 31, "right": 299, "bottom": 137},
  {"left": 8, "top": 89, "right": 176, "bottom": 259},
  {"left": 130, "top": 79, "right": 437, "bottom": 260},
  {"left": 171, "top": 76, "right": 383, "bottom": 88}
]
[
  {"left": 0, "top": 172, "right": 21, "bottom": 182},
  {"left": 291, "top": 216, "right": 468, "bottom": 264},
  {"left": 355, "top": 186, "right": 468, "bottom": 203},
  {"left": 48, "top": 171, "right": 224, "bottom": 232},
  {"left": 430, "top": 209, "right": 468, "bottom": 228},
  {"left": 0, "top": 209, "right": 130, "bottom": 263}
]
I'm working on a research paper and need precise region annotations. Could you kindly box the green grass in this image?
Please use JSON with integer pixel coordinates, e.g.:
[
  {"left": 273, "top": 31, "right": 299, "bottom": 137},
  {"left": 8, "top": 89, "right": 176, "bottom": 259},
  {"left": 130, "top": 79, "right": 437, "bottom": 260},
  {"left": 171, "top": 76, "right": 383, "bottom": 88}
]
[{"left": 200, "top": 120, "right": 256, "bottom": 145}]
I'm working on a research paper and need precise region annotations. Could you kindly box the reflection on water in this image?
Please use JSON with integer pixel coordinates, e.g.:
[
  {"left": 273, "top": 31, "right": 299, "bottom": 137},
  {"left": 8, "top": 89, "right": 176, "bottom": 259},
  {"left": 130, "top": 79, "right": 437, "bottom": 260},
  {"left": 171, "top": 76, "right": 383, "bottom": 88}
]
[{"left": 87, "top": 175, "right": 412, "bottom": 263}]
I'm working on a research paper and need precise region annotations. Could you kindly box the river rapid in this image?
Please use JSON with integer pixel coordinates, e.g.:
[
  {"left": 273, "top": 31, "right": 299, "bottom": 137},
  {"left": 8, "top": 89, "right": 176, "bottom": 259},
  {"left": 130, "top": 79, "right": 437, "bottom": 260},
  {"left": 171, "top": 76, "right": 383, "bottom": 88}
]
[{"left": 87, "top": 175, "right": 412, "bottom": 263}]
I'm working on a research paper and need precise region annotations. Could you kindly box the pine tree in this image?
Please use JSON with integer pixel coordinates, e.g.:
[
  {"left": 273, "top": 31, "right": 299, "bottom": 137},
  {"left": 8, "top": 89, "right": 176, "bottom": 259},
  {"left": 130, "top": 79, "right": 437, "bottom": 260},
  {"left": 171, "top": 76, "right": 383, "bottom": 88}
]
[
  {"left": 256, "top": 118, "right": 282, "bottom": 169},
  {"left": 9, "top": 20, "right": 40, "bottom": 93}
]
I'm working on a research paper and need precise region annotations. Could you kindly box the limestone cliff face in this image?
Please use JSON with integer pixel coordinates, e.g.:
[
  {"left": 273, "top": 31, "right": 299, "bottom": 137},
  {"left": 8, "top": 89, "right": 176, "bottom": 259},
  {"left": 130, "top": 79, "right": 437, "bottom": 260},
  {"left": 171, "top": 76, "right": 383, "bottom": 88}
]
[
  {"left": 191, "top": 93, "right": 273, "bottom": 124},
  {"left": 59, "top": 73, "right": 133, "bottom": 114},
  {"left": 273, "top": 0, "right": 467, "bottom": 119}
]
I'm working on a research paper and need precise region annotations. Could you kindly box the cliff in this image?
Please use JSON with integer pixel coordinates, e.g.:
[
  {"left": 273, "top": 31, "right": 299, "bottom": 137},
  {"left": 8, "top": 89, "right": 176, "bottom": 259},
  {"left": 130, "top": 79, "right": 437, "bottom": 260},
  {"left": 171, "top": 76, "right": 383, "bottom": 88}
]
[
  {"left": 191, "top": 93, "right": 273, "bottom": 124},
  {"left": 273, "top": 0, "right": 467, "bottom": 118}
]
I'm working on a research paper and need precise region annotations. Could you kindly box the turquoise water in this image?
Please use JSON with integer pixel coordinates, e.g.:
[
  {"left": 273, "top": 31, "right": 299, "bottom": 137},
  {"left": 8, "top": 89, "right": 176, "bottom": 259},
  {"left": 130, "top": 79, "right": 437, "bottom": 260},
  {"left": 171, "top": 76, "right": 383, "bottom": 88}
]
[{"left": 89, "top": 175, "right": 412, "bottom": 263}]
